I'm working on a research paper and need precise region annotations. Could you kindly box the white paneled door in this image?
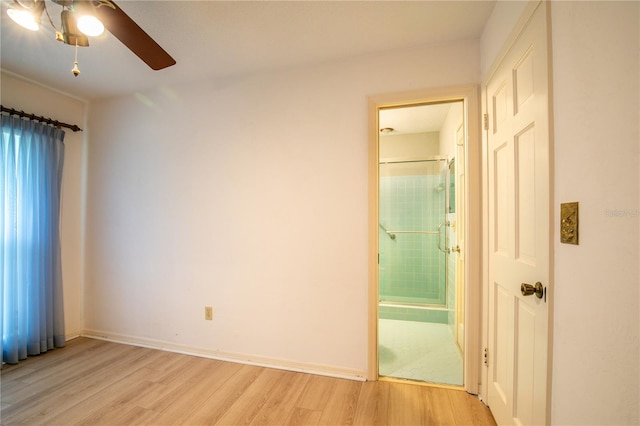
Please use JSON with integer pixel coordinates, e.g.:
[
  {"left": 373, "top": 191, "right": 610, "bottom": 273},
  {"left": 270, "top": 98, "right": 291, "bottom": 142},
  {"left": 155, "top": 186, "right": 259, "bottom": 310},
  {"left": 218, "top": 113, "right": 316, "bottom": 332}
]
[{"left": 486, "top": 3, "right": 552, "bottom": 425}]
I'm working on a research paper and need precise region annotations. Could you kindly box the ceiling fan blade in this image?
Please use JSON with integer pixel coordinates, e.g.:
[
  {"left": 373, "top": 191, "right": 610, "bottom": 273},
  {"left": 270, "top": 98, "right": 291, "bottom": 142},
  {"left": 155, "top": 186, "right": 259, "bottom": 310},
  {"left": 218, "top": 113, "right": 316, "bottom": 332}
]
[{"left": 93, "top": 0, "right": 176, "bottom": 70}]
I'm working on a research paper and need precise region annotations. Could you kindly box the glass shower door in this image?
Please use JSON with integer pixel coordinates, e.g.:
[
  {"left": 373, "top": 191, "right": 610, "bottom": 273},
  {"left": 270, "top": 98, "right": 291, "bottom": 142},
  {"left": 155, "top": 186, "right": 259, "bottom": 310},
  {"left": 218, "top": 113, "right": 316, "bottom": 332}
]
[{"left": 378, "top": 159, "right": 448, "bottom": 307}]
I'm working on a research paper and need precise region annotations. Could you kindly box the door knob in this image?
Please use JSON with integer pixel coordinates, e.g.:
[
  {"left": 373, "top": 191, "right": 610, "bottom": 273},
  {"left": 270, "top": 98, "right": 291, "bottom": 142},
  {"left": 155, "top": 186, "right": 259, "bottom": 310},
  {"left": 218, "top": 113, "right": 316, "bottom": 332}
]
[{"left": 521, "top": 282, "right": 544, "bottom": 299}]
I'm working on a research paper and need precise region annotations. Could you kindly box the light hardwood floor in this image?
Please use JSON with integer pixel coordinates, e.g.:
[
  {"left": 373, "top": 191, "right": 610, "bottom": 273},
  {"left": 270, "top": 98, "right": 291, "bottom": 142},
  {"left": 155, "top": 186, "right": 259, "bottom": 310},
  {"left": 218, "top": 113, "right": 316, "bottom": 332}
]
[{"left": 1, "top": 337, "right": 496, "bottom": 425}]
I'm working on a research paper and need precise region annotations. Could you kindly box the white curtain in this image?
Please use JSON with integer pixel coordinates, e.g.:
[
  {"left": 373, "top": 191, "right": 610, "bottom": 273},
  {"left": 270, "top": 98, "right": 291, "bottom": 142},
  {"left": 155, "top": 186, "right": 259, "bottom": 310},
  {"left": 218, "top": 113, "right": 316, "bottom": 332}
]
[{"left": 1, "top": 115, "right": 66, "bottom": 365}]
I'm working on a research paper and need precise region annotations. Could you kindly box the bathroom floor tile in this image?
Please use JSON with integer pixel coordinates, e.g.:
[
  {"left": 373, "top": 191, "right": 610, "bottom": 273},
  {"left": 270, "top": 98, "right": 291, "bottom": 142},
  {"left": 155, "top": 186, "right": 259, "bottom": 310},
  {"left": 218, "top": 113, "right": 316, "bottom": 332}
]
[{"left": 379, "top": 319, "right": 463, "bottom": 386}]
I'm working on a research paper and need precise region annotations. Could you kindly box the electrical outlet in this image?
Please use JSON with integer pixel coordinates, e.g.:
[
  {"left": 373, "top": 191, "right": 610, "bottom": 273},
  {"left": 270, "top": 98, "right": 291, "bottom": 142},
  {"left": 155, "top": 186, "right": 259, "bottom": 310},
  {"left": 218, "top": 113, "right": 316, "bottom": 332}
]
[{"left": 205, "top": 306, "right": 213, "bottom": 320}]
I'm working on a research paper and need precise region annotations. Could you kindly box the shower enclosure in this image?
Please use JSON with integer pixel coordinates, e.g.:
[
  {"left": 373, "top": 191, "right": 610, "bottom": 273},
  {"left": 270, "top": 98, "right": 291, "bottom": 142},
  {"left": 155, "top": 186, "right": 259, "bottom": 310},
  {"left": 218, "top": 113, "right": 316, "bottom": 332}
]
[
  {"left": 378, "top": 158, "right": 450, "bottom": 314},
  {"left": 378, "top": 157, "right": 462, "bottom": 385}
]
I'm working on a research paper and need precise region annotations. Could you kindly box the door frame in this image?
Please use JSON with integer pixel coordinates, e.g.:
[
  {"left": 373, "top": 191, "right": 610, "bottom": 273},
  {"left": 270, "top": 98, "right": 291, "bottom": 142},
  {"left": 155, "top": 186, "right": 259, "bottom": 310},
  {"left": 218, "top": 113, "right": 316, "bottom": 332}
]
[{"left": 367, "top": 85, "right": 482, "bottom": 394}]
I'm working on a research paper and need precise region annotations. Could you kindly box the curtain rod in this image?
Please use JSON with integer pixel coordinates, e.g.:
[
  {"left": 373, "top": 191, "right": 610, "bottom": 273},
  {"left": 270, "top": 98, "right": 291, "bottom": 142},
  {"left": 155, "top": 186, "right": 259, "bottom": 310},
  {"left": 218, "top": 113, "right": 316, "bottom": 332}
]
[{"left": 0, "top": 105, "right": 83, "bottom": 132}]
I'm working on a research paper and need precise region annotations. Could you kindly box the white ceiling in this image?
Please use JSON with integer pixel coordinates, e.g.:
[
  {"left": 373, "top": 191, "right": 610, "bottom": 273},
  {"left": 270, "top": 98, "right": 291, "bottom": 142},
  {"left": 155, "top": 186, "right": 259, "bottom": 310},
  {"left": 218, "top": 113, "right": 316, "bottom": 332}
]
[
  {"left": 379, "top": 102, "right": 461, "bottom": 134},
  {"left": 0, "top": 1, "right": 495, "bottom": 101}
]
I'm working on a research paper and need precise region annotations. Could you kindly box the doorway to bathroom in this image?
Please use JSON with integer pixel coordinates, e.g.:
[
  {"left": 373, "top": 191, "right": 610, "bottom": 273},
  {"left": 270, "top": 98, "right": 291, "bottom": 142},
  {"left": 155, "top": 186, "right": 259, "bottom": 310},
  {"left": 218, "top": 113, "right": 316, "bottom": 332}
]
[
  {"left": 377, "top": 101, "right": 465, "bottom": 386},
  {"left": 367, "top": 85, "right": 481, "bottom": 392}
]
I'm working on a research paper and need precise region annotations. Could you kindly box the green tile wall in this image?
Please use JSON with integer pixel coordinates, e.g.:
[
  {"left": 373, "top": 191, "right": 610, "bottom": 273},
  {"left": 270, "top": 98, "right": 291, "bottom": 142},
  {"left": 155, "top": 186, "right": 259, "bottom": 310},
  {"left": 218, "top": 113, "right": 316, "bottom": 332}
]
[
  {"left": 379, "top": 173, "right": 447, "bottom": 306},
  {"left": 379, "top": 305, "right": 449, "bottom": 324}
]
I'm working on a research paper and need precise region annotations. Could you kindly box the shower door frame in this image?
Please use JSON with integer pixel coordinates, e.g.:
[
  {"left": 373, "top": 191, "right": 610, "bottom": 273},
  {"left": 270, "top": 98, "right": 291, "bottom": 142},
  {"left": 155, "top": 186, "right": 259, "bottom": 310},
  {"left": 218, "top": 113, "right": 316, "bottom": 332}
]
[
  {"left": 378, "top": 157, "right": 450, "bottom": 308},
  {"left": 367, "top": 85, "right": 482, "bottom": 395}
]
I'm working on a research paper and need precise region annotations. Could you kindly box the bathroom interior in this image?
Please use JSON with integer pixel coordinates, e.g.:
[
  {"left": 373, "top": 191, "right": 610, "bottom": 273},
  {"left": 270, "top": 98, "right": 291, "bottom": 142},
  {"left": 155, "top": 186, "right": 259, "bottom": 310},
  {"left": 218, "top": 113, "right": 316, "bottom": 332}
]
[{"left": 378, "top": 100, "right": 465, "bottom": 386}]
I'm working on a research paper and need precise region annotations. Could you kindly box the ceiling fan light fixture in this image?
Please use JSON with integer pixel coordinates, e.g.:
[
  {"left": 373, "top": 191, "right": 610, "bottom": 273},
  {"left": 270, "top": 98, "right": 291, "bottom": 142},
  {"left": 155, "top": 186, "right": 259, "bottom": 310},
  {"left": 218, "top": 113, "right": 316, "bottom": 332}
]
[
  {"left": 7, "top": 1, "right": 43, "bottom": 31},
  {"left": 7, "top": 0, "right": 175, "bottom": 73},
  {"left": 77, "top": 14, "right": 104, "bottom": 36},
  {"left": 61, "top": 9, "right": 89, "bottom": 47}
]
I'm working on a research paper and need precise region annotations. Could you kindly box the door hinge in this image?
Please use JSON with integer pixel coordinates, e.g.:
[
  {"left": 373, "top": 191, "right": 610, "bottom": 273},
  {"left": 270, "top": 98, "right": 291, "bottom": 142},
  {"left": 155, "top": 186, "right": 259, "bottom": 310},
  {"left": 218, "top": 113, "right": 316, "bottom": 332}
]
[
  {"left": 483, "top": 347, "right": 489, "bottom": 366},
  {"left": 483, "top": 113, "right": 489, "bottom": 131}
]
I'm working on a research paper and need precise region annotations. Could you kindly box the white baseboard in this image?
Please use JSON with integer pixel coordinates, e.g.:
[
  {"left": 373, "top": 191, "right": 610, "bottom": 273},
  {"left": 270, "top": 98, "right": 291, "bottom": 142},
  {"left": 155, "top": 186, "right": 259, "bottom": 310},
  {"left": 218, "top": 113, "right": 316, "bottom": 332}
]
[
  {"left": 65, "top": 331, "right": 83, "bottom": 341},
  {"left": 80, "top": 329, "right": 367, "bottom": 382}
]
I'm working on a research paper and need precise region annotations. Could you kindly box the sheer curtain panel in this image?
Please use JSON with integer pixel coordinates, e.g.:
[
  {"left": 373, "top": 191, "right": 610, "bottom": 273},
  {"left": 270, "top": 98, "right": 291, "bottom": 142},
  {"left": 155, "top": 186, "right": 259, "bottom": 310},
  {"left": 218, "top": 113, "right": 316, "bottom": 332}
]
[{"left": 1, "top": 115, "right": 66, "bottom": 365}]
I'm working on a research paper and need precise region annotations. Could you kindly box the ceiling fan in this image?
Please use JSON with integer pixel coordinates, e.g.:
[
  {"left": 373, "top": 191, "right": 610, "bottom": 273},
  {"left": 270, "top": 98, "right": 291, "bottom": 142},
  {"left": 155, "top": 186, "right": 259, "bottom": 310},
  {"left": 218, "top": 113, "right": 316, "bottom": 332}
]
[{"left": 6, "top": 0, "right": 176, "bottom": 74}]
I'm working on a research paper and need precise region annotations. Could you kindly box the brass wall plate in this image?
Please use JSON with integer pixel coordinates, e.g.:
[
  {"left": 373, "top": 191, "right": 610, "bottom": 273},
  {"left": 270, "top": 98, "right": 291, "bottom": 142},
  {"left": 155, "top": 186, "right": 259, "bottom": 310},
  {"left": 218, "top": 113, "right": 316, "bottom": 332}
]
[{"left": 560, "top": 202, "right": 579, "bottom": 244}]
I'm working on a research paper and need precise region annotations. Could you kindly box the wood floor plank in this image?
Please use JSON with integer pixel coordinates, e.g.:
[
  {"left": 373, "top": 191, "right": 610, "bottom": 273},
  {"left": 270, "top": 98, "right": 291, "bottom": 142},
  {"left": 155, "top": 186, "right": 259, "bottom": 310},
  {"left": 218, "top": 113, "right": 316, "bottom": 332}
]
[
  {"left": 286, "top": 407, "right": 322, "bottom": 426},
  {"left": 26, "top": 349, "right": 165, "bottom": 425},
  {"left": 1, "top": 337, "right": 103, "bottom": 380},
  {"left": 1, "top": 337, "right": 496, "bottom": 426},
  {"left": 423, "top": 386, "right": 459, "bottom": 425},
  {"left": 249, "top": 371, "right": 310, "bottom": 426},
  {"left": 95, "top": 405, "right": 158, "bottom": 426},
  {"left": 94, "top": 352, "right": 204, "bottom": 420},
  {"left": 1, "top": 340, "right": 132, "bottom": 405},
  {"left": 317, "top": 378, "right": 361, "bottom": 425},
  {"left": 295, "top": 375, "right": 338, "bottom": 412},
  {"left": 352, "top": 380, "right": 390, "bottom": 425},
  {"left": 447, "top": 387, "right": 495, "bottom": 425},
  {"left": 175, "top": 363, "right": 265, "bottom": 426},
  {"left": 214, "top": 368, "right": 289, "bottom": 425},
  {"left": 387, "top": 381, "right": 428, "bottom": 425},
  {"left": 133, "top": 361, "right": 215, "bottom": 414},
  {"left": 1, "top": 344, "right": 155, "bottom": 424},
  {"left": 65, "top": 377, "right": 158, "bottom": 426},
  {"left": 141, "top": 357, "right": 241, "bottom": 425}
]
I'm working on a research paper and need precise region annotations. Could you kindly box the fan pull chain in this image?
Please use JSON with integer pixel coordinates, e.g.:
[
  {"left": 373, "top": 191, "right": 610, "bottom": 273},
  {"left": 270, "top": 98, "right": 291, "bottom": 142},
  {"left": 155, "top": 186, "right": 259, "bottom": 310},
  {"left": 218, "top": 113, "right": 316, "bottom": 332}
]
[{"left": 72, "top": 41, "right": 80, "bottom": 77}]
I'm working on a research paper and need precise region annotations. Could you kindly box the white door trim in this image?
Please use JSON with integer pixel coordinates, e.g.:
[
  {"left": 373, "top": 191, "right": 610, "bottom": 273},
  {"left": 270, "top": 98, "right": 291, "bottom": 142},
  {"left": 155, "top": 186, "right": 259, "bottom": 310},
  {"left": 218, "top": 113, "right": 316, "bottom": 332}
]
[{"left": 367, "top": 85, "right": 482, "bottom": 394}]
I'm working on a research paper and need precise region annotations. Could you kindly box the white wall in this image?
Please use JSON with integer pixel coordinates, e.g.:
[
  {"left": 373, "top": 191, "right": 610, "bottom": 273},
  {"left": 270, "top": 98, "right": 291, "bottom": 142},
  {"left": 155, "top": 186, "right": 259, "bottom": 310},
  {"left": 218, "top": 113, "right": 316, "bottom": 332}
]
[
  {"left": 0, "top": 71, "right": 87, "bottom": 338},
  {"left": 84, "top": 41, "right": 480, "bottom": 376},
  {"left": 439, "top": 102, "right": 463, "bottom": 160},
  {"left": 549, "top": 2, "right": 639, "bottom": 424},
  {"left": 479, "top": 1, "right": 529, "bottom": 78},
  {"left": 481, "top": 2, "right": 639, "bottom": 424},
  {"left": 379, "top": 132, "right": 439, "bottom": 161}
]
